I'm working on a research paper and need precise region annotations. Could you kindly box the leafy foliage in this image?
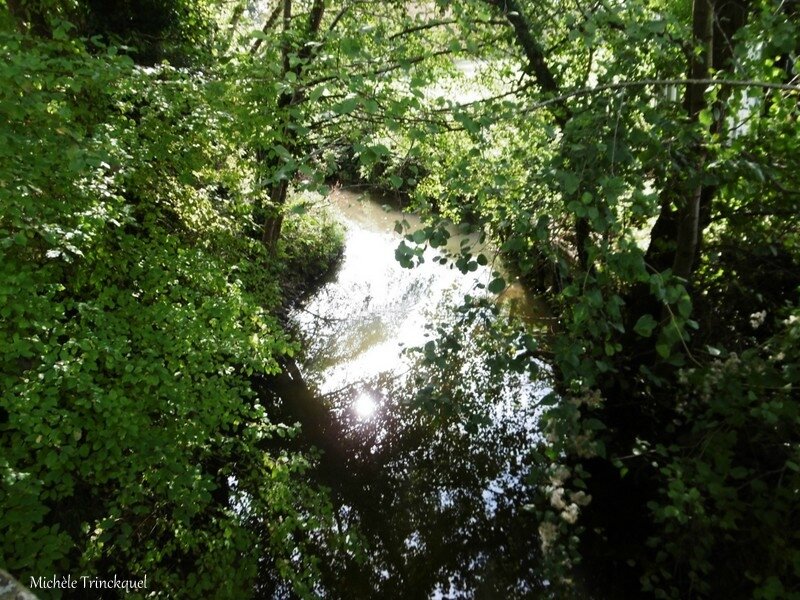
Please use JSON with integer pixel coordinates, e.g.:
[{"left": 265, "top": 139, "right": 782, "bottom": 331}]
[
  {"left": 0, "top": 21, "right": 348, "bottom": 598},
  {"left": 2, "top": 0, "right": 799, "bottom": 597},
  {"left": 343, "top": 0, "right": 800, "bottom": 596}
]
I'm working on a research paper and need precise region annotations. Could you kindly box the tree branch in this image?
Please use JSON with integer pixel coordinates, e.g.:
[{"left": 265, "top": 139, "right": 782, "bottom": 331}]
[{"left": 250, "top": 2, "right": 282, "bottom": 55}]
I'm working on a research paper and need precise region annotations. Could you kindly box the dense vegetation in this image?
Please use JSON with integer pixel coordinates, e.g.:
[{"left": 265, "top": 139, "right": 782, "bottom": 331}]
[
  {"left": 0, "top": 2, "right": 347, "bottom": 596},
  {"left": 1, "top": 0, "right": 798, "bottom": 598}
]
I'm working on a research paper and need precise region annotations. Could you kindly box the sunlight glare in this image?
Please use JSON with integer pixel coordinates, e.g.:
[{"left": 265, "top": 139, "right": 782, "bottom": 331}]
[{"left": 353, "top": 392, "right": 378, "bottom": 420}]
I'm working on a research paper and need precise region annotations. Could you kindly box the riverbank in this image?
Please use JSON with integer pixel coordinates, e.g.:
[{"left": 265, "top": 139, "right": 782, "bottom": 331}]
[{"left": 277, "top": 193, "right": 346, "bottom": 309}]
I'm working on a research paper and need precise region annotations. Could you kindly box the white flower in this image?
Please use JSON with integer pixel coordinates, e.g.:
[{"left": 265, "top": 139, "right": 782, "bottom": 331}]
[
  {"left": 586, "top": 390, "right": 603, "bottom": 408},
  {"left": 539, "top": 521, "right": 558, "bottom": 553},
  {"left": 570, "top": 490, "right": 592, "bottom": 506},
  {"left": 561, "top": 503, "right": 579, "bottom": 524},
  {"left": 550, "top": 487, "right": 567, "bottom": 510},
  {"left": 749, "top": 310, "right": 767, "bottom": 329},
  {"left": 549, "top": 465, "right": 571, "bottom": 487}
]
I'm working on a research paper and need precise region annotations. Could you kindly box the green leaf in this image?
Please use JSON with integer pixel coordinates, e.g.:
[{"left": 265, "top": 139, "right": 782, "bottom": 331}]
[
  {"left": 677, "top": 296, "right": 692, "bottom": 318},
  {"left": 729, "top": 466, "right": 749, "bottom": 480},
  {"left": 332, "top": 97, "right": 359, "bottom": 115},
  {"left": 500, "top": 237, "right": 525, "bottom": 252},
  {"left": 634, "top": 314, "right": 658, "bottom": 337},
  {"left": 411, "top": 229, "right": 428, "bottom": 244},
  {"left": 562, "top": 172, "right": 580, "bottom": 195},
  {"left": 487, "top": 277, "right": 506, "bottom": 294}
]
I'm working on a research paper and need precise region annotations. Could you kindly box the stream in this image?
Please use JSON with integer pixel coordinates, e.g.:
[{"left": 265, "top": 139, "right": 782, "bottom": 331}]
[{"left": 283, "top": 189, "right": 549, "bottom": 598}]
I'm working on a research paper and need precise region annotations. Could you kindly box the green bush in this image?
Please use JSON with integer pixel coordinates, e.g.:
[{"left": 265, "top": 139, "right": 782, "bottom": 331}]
[
  {"left": 278, "top": 195, "right": 345, "bottom": 304},
  {"left": 0, "top": 31, "right": 346, "bottom": 598}
]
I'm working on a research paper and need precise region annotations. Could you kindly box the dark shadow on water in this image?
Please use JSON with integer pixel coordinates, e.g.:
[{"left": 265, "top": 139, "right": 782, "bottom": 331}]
[{"left": 254, "top": 347, "right": 548, "bottom": 599}]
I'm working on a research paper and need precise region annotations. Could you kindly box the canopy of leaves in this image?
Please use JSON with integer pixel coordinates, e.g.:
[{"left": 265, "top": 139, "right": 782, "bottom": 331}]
[{"left": 367, "top": 1, "right": 800, "bottom": 597}]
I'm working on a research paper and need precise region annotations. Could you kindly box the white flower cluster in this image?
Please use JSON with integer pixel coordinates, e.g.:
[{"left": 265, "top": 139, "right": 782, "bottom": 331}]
[
  {"left": 550, "top": 464, "right": 571, "bottom": 487},
  {"left": 544, "top": 465, "right": 592, "bottom": 535},
  {"left": 562, "top": 503, "right": 579, "bottom": 524},
  {"left": 539, "top": 521, "right": 558, "bottom": 553},
  {"left": 697, "top": 353, "right": 743, "bottom": 401},
  {"left": 572, "top": 433, "right": 597, "bottom": 458},
  {"left": 749, "top": 310, "right": 767, "bottom": 329}
]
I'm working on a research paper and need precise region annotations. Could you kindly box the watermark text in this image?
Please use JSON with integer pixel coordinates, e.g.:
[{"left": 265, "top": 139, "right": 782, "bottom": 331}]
[{"left": 29, "top": 574, "right": 148, "bottom": 593}]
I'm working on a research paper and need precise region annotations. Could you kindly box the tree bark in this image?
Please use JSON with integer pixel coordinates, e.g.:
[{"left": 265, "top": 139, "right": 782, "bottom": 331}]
[
  {"left": 484, "top": 1, "right": 560, "bottom": 95},
  {"left": 250, "top": 3, "right": 282, "bottom": 55}
]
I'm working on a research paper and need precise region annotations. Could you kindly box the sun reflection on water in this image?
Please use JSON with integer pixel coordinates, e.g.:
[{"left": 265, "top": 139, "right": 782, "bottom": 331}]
[
  {"left": 287, "top": 189, "right": 550, "bottom": 597},
  {"left": 353, "top": 391, "right": 378, "bottom": 420}
]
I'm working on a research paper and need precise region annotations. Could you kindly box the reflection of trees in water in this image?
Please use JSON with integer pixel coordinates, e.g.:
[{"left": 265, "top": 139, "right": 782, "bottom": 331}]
[
  {"left": 279, "top": 186, "right": 547, "bottom": 595},
  {"left": 340, "top": 408, "right": 543, "bottom": 597},
  {"left": 273, "top": 309, "right": 548, "bottom": 598}
]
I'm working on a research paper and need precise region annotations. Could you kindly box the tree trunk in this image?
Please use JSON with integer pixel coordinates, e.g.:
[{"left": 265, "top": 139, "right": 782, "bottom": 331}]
[
  {"left": 262, "top": 179, "right": 289, "bottom": 249},
  {"left": 669, "top": 0, "right": 714, "bottom": 279},
  {"left": 256, "top": 0, "right": 327, "bottom": 251},
  {"left": 484, "top": 0, "right": 595, "bottom": 272},
  {"left": 647, "top": 0, "right": 748, "bottom": 279}
]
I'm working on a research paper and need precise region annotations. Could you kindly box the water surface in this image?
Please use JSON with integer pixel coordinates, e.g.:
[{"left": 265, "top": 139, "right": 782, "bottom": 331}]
[{"left": 288, "top": 189, "right": 548, "bottom": 598}]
